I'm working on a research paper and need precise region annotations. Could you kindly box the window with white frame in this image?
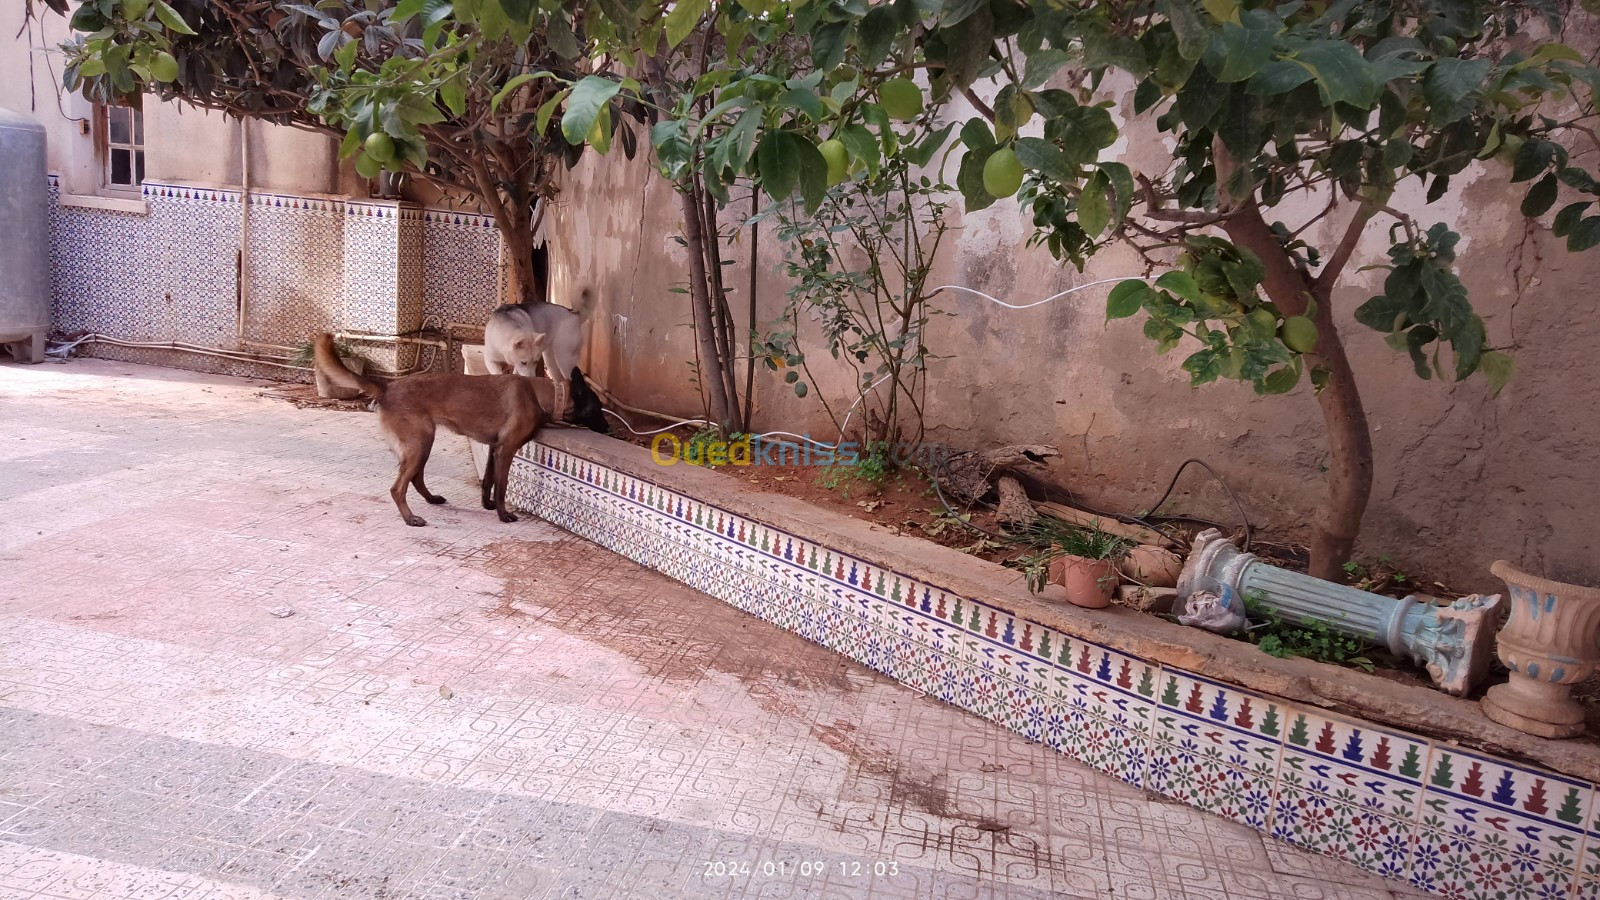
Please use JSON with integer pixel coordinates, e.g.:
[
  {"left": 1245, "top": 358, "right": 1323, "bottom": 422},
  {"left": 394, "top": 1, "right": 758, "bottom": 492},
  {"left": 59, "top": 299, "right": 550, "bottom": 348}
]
[{"left": 101, "top": 104, "right": 145, "bottom": 191}]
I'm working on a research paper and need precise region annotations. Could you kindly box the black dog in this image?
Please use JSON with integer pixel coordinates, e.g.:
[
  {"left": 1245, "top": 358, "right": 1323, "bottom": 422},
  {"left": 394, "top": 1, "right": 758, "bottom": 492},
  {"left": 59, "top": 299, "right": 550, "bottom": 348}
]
[{"left": 567, "top": 367, "right": 610, "bottom": 434}]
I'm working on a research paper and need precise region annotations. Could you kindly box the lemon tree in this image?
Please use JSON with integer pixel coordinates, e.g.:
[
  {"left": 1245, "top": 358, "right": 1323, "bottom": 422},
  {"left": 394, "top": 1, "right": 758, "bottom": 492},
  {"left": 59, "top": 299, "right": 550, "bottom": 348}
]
[{"left": 41, "top": 0, "right": 608, "bottom": 305}]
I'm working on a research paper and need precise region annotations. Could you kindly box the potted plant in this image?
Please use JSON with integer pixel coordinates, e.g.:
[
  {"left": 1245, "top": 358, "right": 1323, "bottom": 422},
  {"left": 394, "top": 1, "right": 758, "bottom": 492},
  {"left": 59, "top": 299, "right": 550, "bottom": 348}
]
[
  {"left": 1481, "top": 561, "right": 1600, "bottom": 738},
  {"left": 1048, "top": 525, "right": 1133, "bottom": 609},
  {"left": 292, "top": 338, "right": 371, "bottom": 400}
]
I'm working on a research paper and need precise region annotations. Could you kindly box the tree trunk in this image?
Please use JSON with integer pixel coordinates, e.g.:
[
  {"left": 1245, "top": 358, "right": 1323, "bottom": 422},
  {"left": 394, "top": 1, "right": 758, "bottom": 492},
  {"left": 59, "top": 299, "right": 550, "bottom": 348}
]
[
  {"left": 1220, "top": 205, "right": 1373, "bottom": 581},
  {"left": 499, "top": 219, "right": 541, "bottom": 306},
  {"left": 698, "top": 182, "right": 744, "bottom": 431},
  {"left": 679, "top": 186, "right": 734, "bottom": 430}
]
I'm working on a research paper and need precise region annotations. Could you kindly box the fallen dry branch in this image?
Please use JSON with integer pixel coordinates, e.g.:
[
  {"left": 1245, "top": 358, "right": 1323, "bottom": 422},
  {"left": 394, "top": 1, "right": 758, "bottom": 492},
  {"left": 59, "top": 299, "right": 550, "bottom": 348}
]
[{"left": 1035, "top": 501, "right": 1174, "bottom": 547}]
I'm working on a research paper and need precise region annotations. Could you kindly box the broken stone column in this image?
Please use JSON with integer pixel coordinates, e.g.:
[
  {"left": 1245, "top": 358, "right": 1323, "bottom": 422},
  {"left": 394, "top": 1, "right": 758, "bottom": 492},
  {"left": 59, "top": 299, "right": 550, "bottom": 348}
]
[{"left": 1177, "top": 529, "right": 1502, "bottom": 696}]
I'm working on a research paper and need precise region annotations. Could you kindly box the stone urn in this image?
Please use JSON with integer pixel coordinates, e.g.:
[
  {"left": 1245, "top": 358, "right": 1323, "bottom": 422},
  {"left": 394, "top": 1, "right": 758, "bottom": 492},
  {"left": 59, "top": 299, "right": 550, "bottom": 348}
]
[{"left": 1481, "top": 561, "right": 1600, "bottom": 739}]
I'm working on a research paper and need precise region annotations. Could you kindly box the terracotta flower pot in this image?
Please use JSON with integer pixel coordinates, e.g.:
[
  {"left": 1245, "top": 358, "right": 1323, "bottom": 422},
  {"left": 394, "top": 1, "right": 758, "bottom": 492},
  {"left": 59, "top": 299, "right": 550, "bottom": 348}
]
[
  {"left": 1480, "top": 561, "right": 1600, "bottom": 739},
  {"left": 1050, "top": 553, "right": 1119, "bottom": 609},
  {"left": 313, "top": 355, "right": 367, "bottom": 400}
]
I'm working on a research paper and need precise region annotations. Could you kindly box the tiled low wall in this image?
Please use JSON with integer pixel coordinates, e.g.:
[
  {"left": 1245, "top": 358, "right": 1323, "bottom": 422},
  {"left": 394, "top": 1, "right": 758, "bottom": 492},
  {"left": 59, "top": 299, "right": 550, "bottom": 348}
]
[
  {"left": 509, "top": 437, "right": 1600, "bottom": 900},
  {"left": 47, "top": 177, "right": 504, "bottom": 378}
]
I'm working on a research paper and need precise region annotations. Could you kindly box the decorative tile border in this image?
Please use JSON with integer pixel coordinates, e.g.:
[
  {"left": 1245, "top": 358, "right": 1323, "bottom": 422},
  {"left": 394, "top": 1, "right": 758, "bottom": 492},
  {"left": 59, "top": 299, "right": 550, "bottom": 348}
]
[{"left": 509, "top": 441, "right": 1600, "bottom": 900}]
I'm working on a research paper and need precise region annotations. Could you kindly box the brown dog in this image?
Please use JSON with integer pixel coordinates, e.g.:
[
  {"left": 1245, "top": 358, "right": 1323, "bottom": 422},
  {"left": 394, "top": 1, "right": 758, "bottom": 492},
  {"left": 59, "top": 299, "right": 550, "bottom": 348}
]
[{"left": 311, "top": 333, "right": 545, "bottom": 526}]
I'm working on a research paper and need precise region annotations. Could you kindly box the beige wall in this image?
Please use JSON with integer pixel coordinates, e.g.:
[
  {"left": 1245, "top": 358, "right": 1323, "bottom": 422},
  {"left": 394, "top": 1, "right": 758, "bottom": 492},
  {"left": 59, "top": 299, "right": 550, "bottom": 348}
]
[{"left": 547, "top": 84, "right": 1600, "bottom": 595}]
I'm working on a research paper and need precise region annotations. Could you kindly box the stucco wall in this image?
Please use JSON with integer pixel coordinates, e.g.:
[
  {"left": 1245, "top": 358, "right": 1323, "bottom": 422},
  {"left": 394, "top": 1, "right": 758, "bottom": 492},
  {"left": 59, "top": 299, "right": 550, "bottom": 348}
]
[{"left": 545, "top": 89, "right": 1600, "bottom": 594}]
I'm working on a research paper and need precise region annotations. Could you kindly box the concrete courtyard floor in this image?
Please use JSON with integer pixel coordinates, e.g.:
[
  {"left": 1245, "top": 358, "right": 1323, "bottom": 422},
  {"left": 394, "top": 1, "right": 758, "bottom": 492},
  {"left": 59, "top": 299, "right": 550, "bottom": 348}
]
[{"left": 0, "top": 358, "right": 1425, "bottom": 900}]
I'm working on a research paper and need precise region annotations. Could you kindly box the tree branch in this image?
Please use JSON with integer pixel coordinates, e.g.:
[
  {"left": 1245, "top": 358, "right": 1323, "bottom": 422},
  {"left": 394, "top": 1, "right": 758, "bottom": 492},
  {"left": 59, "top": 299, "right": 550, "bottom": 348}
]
[{"left": 1314, "top": 198, "right": 1380, "bottom": 298}]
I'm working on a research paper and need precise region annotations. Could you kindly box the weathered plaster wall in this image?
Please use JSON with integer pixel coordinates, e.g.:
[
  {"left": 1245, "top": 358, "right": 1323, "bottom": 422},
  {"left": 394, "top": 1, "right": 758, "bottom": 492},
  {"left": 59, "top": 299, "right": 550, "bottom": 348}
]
[{"left": 546, "top": 87, "right": 1600, "bottom": 594}]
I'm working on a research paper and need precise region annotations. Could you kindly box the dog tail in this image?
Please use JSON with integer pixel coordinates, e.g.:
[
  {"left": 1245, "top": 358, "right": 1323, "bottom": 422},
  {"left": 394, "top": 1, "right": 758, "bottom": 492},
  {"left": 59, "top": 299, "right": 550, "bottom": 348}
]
[
  {"left": 570, "top": 286, "right": 596, "bottom": 318},
  {"left": 312, "top": 333, "right": 384, "bottom": 402}
]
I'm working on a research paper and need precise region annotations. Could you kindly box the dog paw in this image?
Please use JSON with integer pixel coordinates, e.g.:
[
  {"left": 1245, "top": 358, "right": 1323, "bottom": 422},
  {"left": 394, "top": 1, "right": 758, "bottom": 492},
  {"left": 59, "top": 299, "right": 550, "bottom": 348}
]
[
  {"left": 481, "top": 498, "right": 496, "bottom": 511},
  {"left": 497, "top": 511, "right": 519, "bottom": 523},
  {"left": 405, "top": 515, "right": 427, "bottom": 527},
  {"left": 426, "top": 495, "right": 448, "bottom": 505}
]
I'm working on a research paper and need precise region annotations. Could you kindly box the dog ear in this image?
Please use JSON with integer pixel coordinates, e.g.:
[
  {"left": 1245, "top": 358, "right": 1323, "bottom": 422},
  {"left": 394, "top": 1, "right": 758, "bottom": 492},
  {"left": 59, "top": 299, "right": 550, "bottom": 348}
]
[{"left": 512, "top": 337, "right": 527, "bottom": 350}]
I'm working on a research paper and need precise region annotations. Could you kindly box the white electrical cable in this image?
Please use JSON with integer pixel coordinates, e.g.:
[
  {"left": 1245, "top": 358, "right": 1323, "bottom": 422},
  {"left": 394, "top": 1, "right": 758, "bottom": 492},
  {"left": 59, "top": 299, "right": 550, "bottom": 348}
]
[
  {"left": 594, "top": 277, "right": 1152, "bottom": 447},
  {"left": 930, "top": 276, "right": 1155, "bottom": 310}
]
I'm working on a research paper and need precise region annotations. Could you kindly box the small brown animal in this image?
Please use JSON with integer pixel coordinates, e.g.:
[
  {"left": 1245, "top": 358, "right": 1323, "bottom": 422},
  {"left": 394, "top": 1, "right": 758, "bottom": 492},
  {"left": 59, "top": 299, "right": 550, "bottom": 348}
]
[{"left": 311, "top": 333, "right": 545, "bottom": 526}]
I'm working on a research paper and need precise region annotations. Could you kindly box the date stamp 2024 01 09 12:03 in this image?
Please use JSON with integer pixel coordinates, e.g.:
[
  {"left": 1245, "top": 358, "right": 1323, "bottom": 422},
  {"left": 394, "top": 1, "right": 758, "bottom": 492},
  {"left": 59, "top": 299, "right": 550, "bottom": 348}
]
[{"left": 700, "top": 858, "right": 903, "bottom": 881}]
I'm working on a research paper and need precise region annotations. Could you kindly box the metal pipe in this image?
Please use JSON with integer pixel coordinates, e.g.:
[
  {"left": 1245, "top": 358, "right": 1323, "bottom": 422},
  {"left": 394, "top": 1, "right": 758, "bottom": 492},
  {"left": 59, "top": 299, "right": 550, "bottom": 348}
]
[
  {"left": 52, "top": 335, "right": 305, "bottom": 370},
  {"left": 237, "top": 118, "right": 251, "bottom": 347}
]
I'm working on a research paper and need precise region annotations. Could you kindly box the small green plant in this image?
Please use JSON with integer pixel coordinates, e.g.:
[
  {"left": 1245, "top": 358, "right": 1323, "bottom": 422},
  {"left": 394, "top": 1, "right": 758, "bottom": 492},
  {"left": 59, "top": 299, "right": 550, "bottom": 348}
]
[
  {"left": 1240, "top": 593, "right": 1376, "bottom": 672},
  {"left": 682, "top": 426, "right": 740, "bottom": 469},
  {"left": 1054, "top": 525, "right": 1134, "bottom": 562},
  {"left": 291, "top": 337, "right": 367, "bottom": 368},
  {"left": 1005, "top": 520, "right": 1133, "bottom": 595},
  {"left": 816, "top": 440, "right": 895, "bottom": 498}
]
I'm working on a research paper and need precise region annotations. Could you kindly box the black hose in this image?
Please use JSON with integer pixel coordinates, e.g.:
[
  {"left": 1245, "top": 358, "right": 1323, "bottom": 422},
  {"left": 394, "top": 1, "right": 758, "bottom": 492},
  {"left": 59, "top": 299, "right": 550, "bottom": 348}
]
[{"left": 928, "top": 454, "right": 1252, "bottom": 551}]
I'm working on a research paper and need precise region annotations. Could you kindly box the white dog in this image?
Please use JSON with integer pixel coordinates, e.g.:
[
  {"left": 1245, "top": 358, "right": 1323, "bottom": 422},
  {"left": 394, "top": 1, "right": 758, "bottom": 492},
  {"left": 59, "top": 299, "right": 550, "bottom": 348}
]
[{"left": 483, "top": 287, "right": 593, "bottom": 417}]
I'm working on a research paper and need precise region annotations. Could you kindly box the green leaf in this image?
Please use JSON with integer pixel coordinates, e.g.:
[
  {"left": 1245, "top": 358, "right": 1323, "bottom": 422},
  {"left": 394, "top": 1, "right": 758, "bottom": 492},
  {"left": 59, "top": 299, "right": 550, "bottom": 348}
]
[
  {"left": 1291, "top": 40, "right": 1380, "bottom": 108},
  {"left": 561, "top": 76, "right": 622, "bottom": 147},
  {"left": 1162, "top": 0, "right": 1210, "bottom": 61},
  {"left": 794, "top": 137, "right": 828, "bottom": 214},
  {"left": 1078, "top": 170, "right": 1110, "bottom": 238},
  {"left": 960, "top": 117, "right": 994, "bottom": 151},
  {"left": 1552, "top": 201, "right": 1591, "bottom": 237},
  {"left": 1202, "top": 0, "right": 1240, "bottom": 23},
  {"left": 1450, "top": 316, "right": 1486, "bottom": 381},
  {"left": 1422, "top": 57, "right": 1492, "bottom": 128},
  {"left": 811, "top": 21, "right": 850, "bottom": 72},
  {"left": 1521, "top": 173, "right": 1558, "bottom": 218},
  {"left": 663, "top": 0, "right": 709, "bottom": 49},
  {"left": 1511, "top": 139, "right": 1557, "bottom": 183},
  {"left": 492, "top": 72, "right": 553, "bottom": 114},
  {"left": 1101, "top": 162, "right": 1135, "bottom": 230},
  {"left": 1568, "top": 216, "right": 1600, "bottom": 252},
  {"left": 497, "top": 0, "right": 535, "bottom": 24},
  {"left": 1183, "top": 348, "right": 1223, "bottom": 385},
  {"left": 756, "top": 130, "right": 801, "bottom": 203},
  {"left": 957, "top": 146, "right": 997, "bottom": 212},
  {"left": 337, "top": 127, "right": 361, "bottom": 161},
  {"left": 1247, "top": 60, "right": 1314, "bottom": 95},
  {"left": 1204, "top": 10, "right": 1279, "bottom": 83},
  {"left": 1405, "top": 326, "right": 1437, "bottom": 379},
  {"left": 1259, "top": 363, "right": 1300, "bottom": 394},
  {"left": 1050, "top": 106, "right": 1118, "bottom": 166},
  {"left": 547, "top": 12, "right": 581, "bottom": 58},
  {"left": 838, "top": 124, "right": 881, "bottom": 177},
  {"left": 1106, "top": 280, "right": 1152, "bottom": 319},
  {"left": 856, "top": 6, "right": 897, "bottom": 69},
  {"left": 1022, "top": 49, "right": 1073, "bottom": 90},
  {"left": 536, "top": 88, "right": 570, "bottom": 137},
  {"left": 1155, "top": 270, "right": 1201, "bottom": 301},
  {"left": 1478, "top": 350, "right": 1514, "bottom": 396},
  {"left": 1013, "top": 137, "right": 1073, "bottom": 182},
  {"left": 151, "top": 0, "right": 195, "bottom": 34}
]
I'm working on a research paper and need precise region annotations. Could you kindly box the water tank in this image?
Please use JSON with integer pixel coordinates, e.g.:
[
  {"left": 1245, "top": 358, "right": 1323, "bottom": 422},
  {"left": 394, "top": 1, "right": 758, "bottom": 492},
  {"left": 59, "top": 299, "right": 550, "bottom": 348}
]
[{"left": 0, "top": 107, "right": 49, "bottom": 363}]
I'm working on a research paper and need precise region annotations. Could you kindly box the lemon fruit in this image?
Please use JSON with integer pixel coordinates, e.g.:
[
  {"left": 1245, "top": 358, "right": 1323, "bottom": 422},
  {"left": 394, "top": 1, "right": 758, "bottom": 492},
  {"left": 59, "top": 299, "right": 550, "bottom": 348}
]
[
  {"left": 1247, "top": 307, "right": 1278, "bottom": 335},
  {"left": 983, "top": 147, "right": 1023, "bottom": 198},
  {"left": 1280, "top": 316, "right": 1319, "bottom": 353},
  {"left": 364, "top": 132, "right": 396, "bottom": 164},
  {"left": 819, "top": 139, "right": 849, "bottom": 186},
  {"left": 879, "top": 78, "right": 922, "bottom": 121},
  {"left": 151, "top": 51, "right": 179, "bottom": 83}
]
